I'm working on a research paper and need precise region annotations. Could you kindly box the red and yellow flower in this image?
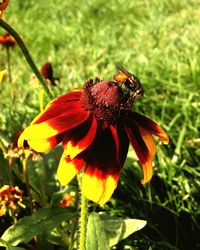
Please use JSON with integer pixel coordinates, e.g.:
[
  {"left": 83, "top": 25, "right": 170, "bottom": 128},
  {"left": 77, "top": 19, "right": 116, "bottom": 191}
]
[
  {"left": 0, "top": 185, "right": 24, "bottom": 217},
  {"left": 0, "top": 32, "right": 16, "bottom": 47},
  {"left": 19, "top": 66, "right": 169, "bottom": 205},
  {"left": 0, "top": 0, "right": 9, "bottom": 18},
  {"left": 59, "top": 192, "right": 75, "bottom": 207}
]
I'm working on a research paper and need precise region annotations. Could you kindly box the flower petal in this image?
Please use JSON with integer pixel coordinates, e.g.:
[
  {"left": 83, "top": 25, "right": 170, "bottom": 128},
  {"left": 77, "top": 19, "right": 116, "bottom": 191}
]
[
  {"left": 81, "top": 128, "right": 121, "bottom": 204},
  {"left": 63, "top": 117, "right": 97, "bottom": 159},
  {"left": 56, "top": 155, "right": 85, "bottom": 186},
  {"left": 126, "top": 123, "right": 153, "bottom": 184},
  {"left": 18, "top": 102, "right": 90, "bottom": 148},
  {"left": 128, "top": 111, "right": 169, "bottom": 144},
  {"left": 82, "top": 170, "right": 118, "bottom": 205},
  {"left": 18, "top": 122, "right": 57, "bottom": 148},
  {"left": 117, "top": 126, "right": 130, "bottom": 167},
  {"left": 109, "top": 125, "right": 120, "bottom": 163},
  {"left": 110, "top": 125, "right": 129, "bottom": 166},
  {"left": 0, "top": 33, "right": 16, "bottom": 47},
  {"left": 138, "top": 127, "right": 156, "bottom": 157},
  {"left": 32, "top": 90, "right": 82, "bottom": 124},
  {"left": 27, "top": 134, "right": 63, "bottom": 152},
  {"left": 51, "top": 89, "right": 82, "bottom": 104}
]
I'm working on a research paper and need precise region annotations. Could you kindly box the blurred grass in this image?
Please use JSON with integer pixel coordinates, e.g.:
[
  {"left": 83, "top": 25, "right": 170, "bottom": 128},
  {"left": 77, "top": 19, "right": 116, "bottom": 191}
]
[{"left": 0, "top": 0, "right": 200, "bottom": 249}]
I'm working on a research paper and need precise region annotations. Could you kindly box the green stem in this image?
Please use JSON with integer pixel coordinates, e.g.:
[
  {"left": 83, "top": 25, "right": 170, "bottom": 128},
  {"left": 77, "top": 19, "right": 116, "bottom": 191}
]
[
  {"left": 79, "top": 192, "right": 88, "bottom": 250},
  {"left": 0, "top": 19, "right": 53, "bottom": 99}
]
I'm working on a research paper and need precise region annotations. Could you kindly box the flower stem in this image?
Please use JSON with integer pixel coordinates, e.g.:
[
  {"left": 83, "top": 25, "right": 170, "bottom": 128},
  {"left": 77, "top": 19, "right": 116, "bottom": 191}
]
[
  {"left": 0, "top": 19, "right": 53, "bottom": 99},
  {"left": 79, "top": 191, "right": 88, "bottom": 250}
]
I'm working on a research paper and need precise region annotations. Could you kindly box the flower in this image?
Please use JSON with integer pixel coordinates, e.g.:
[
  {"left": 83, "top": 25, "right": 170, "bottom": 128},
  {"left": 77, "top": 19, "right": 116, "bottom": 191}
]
[
  {"left": 59, "top": 192, "right": 75, "bottom": 207},
  {"left": 40, "top": 61, "right": 58, "bottom": 86},
  {"left": 0, "top": 0, "right": 9, "bottom": 18},
  {"left": 18, "top": 66, "right": 169, "bottom": 205},
  {"left": 0, "top": 32, "right": 16, "bottom": 48},
  {"left": 0, "top": 185, "right": 25, "bottom": 217}
]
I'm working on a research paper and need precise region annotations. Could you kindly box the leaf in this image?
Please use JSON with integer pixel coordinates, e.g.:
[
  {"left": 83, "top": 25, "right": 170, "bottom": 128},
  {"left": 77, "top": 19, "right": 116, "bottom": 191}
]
[
  {"left": 28, "top": 148, "right": 62, "bottom": 203},
  {"left": 1, "top": 207, "right": 75, "bottom": 246},
  {"left": 0, "top": 149, "right": 13, "bottom": 184},
  {"left": 86, "top": 212, "right": 147, "bottom": 249},
  {"left": 86, "top": 212, "right": 110, "bottom": 250},
  {"left": 100, "top": 214, "right": 147, "bottom": 247},
  {"left": 27, "top": 160, "right": 48, "bottom": 204},
  {"left": 0, "top": 239, "right": 25, "bottom": 250},
  {"left": 50, "top": 185, "right": 78, "bottom": 206}
]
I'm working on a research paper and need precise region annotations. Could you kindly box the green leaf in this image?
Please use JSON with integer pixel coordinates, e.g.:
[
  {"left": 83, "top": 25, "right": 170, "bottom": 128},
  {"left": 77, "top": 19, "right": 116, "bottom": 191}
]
[
  {"left": 86, "top": 212, "right": 110, "bottom": 250},
  {"left": 50, "top": 185, "right": 78, "bottom": 206},
  {"left": 86, "top": 212, "right": 147, "bottom": 249},
  {"left": 1, "top": 207, "right": 75, "bottom": 246},
  {"left": 0, "top": 149, "right": 13, "bottom": 184},
  {"left": 100, "top": 214, "right": 147, "bottom": 247},
  {"left": 0, "top": 239, "right": 25, "bottom": 250},
  {"left": 27, "top": 160, "right": 48, "bottom": 205}
]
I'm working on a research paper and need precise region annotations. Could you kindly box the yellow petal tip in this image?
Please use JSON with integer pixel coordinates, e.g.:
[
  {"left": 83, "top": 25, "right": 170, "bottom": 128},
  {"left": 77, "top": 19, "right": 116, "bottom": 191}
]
[
  {"left": 18, "top": 131, "right": 26, "bottom": 148},
  {"left": 82, "top": 174, "right": 118, "bottom": 205},
  {"left": 141, "top": 178, "right": 151, "bottom": 185}
]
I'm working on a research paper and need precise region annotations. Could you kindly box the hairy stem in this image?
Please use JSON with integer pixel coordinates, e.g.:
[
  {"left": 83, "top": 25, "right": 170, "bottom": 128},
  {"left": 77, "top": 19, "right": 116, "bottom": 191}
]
[{"left": 79, "top": 192, "right": 88, "bottom": 250}]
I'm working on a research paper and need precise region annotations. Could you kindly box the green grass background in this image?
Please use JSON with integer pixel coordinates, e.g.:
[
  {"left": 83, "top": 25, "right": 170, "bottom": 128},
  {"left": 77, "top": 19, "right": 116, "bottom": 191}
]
[{"left": 0, "top": 0, "right": 200, "bottom": 249}]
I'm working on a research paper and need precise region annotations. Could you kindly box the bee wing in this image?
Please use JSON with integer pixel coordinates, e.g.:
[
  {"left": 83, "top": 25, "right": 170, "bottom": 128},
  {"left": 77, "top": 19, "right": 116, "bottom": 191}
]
[{"left": 115, "top": 64, "right": 133, "bottom": 79}]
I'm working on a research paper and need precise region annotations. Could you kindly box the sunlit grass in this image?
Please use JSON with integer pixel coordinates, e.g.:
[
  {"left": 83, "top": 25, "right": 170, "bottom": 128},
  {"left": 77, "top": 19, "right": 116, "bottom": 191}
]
[{"left": 0, "top": 0, "right": 200, "bottom": 249}]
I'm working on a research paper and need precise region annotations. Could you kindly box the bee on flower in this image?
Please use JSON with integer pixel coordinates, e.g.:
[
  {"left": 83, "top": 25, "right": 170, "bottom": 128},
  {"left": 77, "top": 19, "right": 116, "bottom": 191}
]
[{"left": 19, "top": 66, "right": 169, "bottom": 205}]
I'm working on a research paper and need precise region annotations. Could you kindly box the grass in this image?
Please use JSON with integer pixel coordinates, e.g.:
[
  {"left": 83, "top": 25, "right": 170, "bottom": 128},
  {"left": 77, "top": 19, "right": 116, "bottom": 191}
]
[{"left": 0, "top": 0, "right": 200, "bottom": 249}]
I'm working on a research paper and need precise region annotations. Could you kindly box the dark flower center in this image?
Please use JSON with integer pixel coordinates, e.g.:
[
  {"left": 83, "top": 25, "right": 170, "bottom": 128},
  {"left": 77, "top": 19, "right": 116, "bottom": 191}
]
[{"left": 80, "top": 76, "right": 143, "bottom": 124}]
